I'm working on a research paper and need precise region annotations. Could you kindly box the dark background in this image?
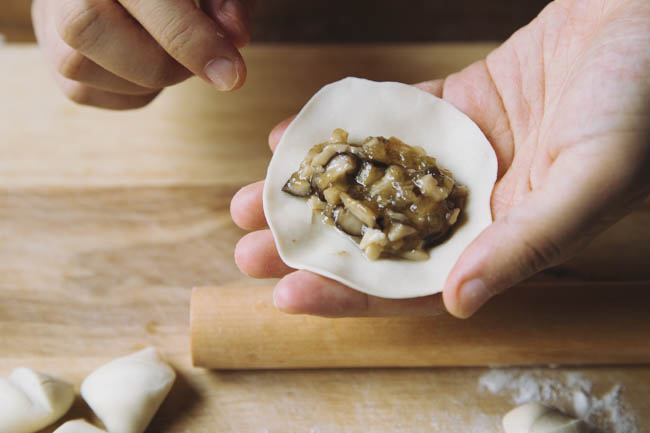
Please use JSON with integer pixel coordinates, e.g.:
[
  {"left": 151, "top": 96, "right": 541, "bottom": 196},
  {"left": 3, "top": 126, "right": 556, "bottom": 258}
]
[{"left": 1, "top": 0, "right": 552, "bottom": 42}]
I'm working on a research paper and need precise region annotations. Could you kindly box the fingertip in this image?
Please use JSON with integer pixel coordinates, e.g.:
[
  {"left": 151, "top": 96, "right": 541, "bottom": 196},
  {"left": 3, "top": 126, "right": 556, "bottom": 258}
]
[
  {"left": 233, "top": 233, "right": 251, "bottom": 274},
  {"left": 443, "top": 279, "right": 491, "bottom": 319},
  {"left": 442, "top": 266, "right": 467, "bottom": 318},
  {"left": 268, "top": 116, "right": 295, "bottom": 151},
  {"left": 272, "top": 277, "right": 302, "bottom": 314},
  {"left": 233, "top": 232, "right": 263, "bottom": 277},
  {"left": 273, "top": 271, "right": 367, "bottom": 317},
  {"left": 230, "top": 181, "right": 266, "bottom": 230},
  {"left": 234, "top": 230, "right": 293, "bottom": 278},
  {"left": 442, "top": 283, "right": 464, "bottom": 318},
  {"left": 205, "top": 55, "right": 246, "bottom": 92},
  {"left": 229, "top": 56, "right": 247, "bottom": 91}
]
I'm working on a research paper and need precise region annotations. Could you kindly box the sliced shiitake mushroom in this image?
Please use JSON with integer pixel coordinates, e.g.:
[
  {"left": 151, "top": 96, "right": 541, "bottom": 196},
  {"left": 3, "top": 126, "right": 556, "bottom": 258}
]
[
  {"left": 314, "top": 153, "right": 359, "bottom": 190},
  {"left": 356, "top": 161, "right": 385, "bottom": 187},
  {"left": 340, "top": 192, "right": 376, "bottom": 228},
  {"left": 334, "top": 207, "right": 364, "bottom": 236},
  {"left": 282, "top": 173, "right": 312, "bottom": 197},
  {"left": 282, "top": 128, "right": 467, "bottom": 261}
]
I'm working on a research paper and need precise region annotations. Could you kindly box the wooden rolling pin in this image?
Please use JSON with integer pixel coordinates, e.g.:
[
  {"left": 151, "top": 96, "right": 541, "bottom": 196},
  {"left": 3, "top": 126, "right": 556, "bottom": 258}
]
[{"left": 190, "top": 282, "right": 650, "bottom": 369}]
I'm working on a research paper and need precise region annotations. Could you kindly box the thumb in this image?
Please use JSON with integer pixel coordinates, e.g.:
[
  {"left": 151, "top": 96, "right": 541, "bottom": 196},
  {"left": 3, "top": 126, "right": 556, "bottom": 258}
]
[
  {"left": 120, "top": 0, "right": 246, "bottom": 91},
  {"left": 442, "top": 150, "right": 619, "bottom": 318}
]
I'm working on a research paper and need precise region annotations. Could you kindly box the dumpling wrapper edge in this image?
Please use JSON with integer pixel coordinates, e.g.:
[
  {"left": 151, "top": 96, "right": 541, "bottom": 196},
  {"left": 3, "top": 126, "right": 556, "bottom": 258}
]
[{"left": 263, "top": 77, "right": 497, "bottom": 299}]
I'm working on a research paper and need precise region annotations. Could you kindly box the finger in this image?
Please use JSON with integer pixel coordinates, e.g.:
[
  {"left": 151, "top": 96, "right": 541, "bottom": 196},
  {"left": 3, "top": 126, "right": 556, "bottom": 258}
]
[
  {"left": 34, "top": 0, "right": 156, "bottom": 95},
  {"left": 230, "top": 181, "right": 267, "bottom": 230},
  {"left": 55, "top": 0, "right": 191, "bottom": 90},
  {"left": 414, "top": 79, "right": 444, "bottom": 98},
  {"left": 119, "top": 0, "right": 246, "bottom": 91},
  {"left": 57, "top": 77, "right": 160, "bottom": 110},
  {"left": 201, "top": 0, "right": 251, "bottom": 48},
  {"left": 442, "top": 149, "right": 615, "bottom": 318},
  {"left": 234, "top": 230, "right": 294, "bottom": 278},
  {"left": 438, "top": 60, "right": 516, "bottom": 180},
  {"left": 273, "top": 270, "right": 446, "bottom": 318},
  {"left": 268, "top": 116, "right": 295, "bottom": 152}
]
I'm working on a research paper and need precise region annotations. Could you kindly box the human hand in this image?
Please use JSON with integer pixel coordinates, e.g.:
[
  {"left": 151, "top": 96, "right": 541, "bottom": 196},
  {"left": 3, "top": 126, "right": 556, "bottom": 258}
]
[
  {"left": 32, "top": 0, "right": 251, "bottom": 109},
  {"left": 231, "top": 0, "right": 650, "bottom": 318}
]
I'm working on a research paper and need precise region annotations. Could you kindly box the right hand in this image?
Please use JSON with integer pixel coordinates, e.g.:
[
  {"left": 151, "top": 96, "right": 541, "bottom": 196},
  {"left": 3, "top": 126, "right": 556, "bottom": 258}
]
[{"left": 32, "top": 0, "right": 252, "bottom": 110}]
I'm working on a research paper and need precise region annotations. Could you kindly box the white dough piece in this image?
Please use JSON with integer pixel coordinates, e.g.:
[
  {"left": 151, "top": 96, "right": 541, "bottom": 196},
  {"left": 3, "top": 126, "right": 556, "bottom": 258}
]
[
  {"left": 80, "top": 347, "right": 175, "bottom": 433},
  {"left": 0, "top": 368, "right": 74, "bottom": 433},
  {"left": 54, "top": 419, "right": 106, "bottom": 433},
  {"left": 264, "top": 77, "right": 497, "bottom": 298},
  {"left": 503, "top": 402, "right": 587, "bottom": 433}
]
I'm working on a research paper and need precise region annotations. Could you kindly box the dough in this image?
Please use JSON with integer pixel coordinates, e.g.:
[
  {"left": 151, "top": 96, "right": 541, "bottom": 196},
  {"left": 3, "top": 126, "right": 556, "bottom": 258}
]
[
  {"left": 80, "top": 347, "right": 175, "bottom": 433},
  {"left": 502, "top": 402, "right": 587, "bottom": 433},
  {"left": 54, "top": 419, "right": 106, "bottom": 433},
  {"left": 264, "top": 77, "right": 497, "bottom": 298},
  {"left": 0, "top": 367, "right": 74, "bottom": 433}
]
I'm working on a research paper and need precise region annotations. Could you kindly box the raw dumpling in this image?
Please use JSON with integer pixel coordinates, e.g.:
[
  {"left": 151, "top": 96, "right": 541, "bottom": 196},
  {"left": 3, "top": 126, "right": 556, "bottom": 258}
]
[
  {"left": 54, "top": 419, "right": 107, "bottom": 433},
  {"left": 0, "top": 368, "right": 74, "bottom": 433},
  {"left": 264, "top": 77, "right": 497, "bottom": 298},
  {"left": 503, "top": 402, "right": 587, "bottom": 433},
  {"left": 80, "top": 347, "right": 175, "bottom": 433}
]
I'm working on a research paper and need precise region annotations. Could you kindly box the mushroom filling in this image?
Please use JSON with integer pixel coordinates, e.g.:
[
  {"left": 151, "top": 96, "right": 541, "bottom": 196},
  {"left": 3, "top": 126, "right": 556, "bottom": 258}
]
[{"left": 282, "top": 128, "right": 468, "bottom": 261}]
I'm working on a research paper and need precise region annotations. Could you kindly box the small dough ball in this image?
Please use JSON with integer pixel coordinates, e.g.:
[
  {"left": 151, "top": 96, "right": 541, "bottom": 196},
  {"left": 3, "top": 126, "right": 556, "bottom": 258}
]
[
  {"left": 502, "top": 402, "right": 587, "bottom": 433},
  {"left": 80, "top": 347, "right": 175, "bottom": 433},
  {"left": 0, "top": 368, "right": 74, "bottom": 433},
  {"left": 54, "top": 419, "right": 106, "bottom": 433}
]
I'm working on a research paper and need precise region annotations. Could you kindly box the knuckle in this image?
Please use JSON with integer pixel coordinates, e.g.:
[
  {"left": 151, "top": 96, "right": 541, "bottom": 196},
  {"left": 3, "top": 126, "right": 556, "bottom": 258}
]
[
  {"left": 158, "top": 15, "right": 197, "bottom": 59},
  {"left": 57, "top": 2, "right": 103, "bottom": 51},
  {"left": 56, "top": 50, "right": 88, "bottom": 80},
  {"left": 520, "top": 234, "right": 563, "bottom": 273}
]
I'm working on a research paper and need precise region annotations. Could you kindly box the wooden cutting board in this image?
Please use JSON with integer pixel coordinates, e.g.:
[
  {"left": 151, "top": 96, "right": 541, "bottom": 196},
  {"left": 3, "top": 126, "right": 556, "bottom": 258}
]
[{"left": 1, "top": 44, "right": 649, "bottom": 432}]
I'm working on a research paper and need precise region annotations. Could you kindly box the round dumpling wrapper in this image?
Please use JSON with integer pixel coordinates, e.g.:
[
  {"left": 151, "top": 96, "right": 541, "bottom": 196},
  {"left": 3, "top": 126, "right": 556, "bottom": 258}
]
[{"left": 263, "top": 77, "right": 497, "bottom": 299}]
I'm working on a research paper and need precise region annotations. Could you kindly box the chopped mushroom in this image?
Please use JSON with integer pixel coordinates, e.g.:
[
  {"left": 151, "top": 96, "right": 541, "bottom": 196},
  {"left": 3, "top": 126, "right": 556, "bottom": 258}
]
[
  {"left": 355, "top": 161, "right": 385, "bottom": 187},
  {"left": 314, "top": 153, "right": 358, "bottom": 189},
  {"left": 282, "top": 173, "right": 312, "bottom": 197},
  {"left": 387, "top": 223, "right": 417, "bottom": 242},
  {"left": 359, "top": 228, "right": 388, "bottom": 260},
  {"left": 340, "top": 192, "right": 376, "bottom": 228},
  {"left": 282, "top": 129, "right": 467, "bottom": 260},
  {"left": 334, "top": 207, "right": 364, "bottom": 236},
  {"left": 329, "top": 128, "right": 349, "bottom": 143}
]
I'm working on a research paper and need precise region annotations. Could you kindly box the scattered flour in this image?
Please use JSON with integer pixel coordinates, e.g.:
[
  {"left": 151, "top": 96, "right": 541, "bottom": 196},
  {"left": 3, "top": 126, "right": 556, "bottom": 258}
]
[
  {"left": 478, "top": 369, "right": 638, "bottom": 433},
  {"left": 428, "top": 411, "right": 501, "bottom": 433}
]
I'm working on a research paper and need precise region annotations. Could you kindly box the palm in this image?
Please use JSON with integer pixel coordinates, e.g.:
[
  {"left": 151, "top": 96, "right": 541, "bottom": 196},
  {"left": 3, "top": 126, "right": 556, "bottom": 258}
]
[
  {"left": 232, "top": 0, "right": 649, "bottom": 318},
  {"left": 437, "top": 0, "right": 648, "bottom": 218}
]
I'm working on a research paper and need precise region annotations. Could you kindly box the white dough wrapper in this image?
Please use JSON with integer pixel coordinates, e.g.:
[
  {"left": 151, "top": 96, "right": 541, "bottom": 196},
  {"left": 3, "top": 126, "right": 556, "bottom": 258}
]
[
  {"left": 0, "top": 368, "right": 74, "bottom": 433},
  {"left": 264, "top": 77, "right": 497, "bottom": 298},
  {"left": 54, "top": 419, "right": 106, "bottom": 433},
  {"left": 503, "top": 402, "right": 587, "bottom": 433},
  {"left": 80, "top": 347, "right": 175, "bottom": 433}
]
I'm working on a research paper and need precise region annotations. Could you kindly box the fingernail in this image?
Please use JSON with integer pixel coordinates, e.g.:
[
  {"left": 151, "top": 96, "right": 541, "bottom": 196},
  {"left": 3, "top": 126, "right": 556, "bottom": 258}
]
[
  {"left": 204, "top": 57, "right": 238, "bottom": 91},
  {"left": 458, "top": 279, "right": 491, "bottom": 318}
]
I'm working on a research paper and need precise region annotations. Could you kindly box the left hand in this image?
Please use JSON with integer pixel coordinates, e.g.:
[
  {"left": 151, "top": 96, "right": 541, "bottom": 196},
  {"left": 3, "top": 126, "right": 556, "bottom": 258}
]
[{"left": 230, "top": 0, "right": 650, "bottom": 318}]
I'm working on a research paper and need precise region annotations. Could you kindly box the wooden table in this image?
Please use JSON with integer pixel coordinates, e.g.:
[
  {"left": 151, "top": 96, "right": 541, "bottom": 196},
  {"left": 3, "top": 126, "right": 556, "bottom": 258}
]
[{"left": 1, "top": 44, "right": 648, "bottom": 432}]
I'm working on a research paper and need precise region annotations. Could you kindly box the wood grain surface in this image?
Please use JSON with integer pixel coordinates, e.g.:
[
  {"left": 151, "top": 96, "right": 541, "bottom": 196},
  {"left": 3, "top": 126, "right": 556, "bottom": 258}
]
[
  {"left": 191, "top": 284, "right": 650, "bottom": 369},
  {"left": 1, "top": 44, "right": 649, "bottom": 432}
]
